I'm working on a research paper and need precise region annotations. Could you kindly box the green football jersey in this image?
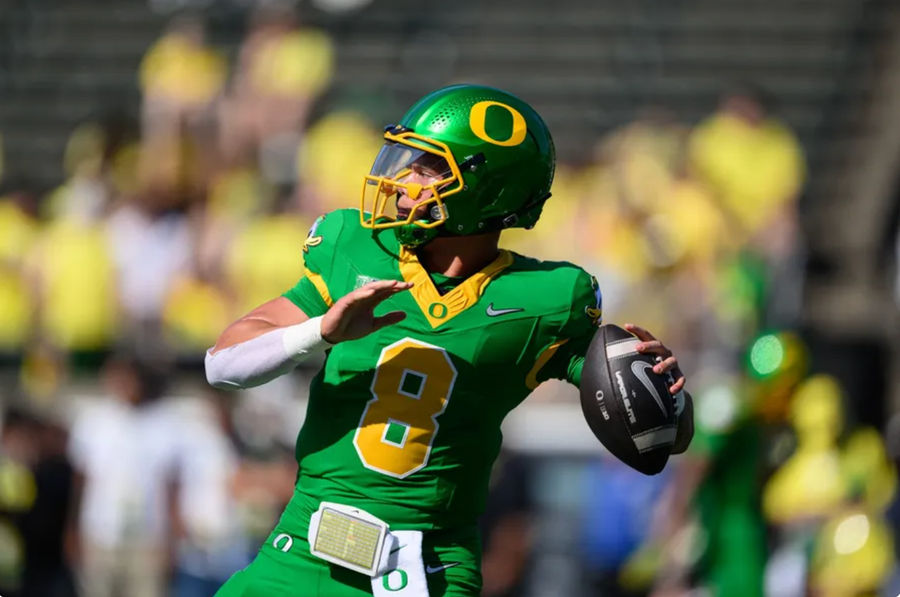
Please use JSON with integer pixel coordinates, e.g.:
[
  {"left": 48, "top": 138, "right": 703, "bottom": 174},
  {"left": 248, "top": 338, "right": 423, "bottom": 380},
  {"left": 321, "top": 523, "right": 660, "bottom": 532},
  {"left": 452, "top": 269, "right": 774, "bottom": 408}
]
[{"left": 281, "top": 209, "right": 601, "bottom": 531}]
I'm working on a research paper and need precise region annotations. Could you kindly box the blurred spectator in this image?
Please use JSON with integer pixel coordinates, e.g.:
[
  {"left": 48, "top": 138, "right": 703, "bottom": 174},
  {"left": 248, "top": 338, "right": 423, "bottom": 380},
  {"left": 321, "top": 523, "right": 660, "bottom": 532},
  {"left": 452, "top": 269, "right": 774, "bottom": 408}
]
[
  {"left": 655, "top": 379, "right": 768, "bottom": 597},
  {"left": 229, "top": 444, "right": 297, "bottom": 547},
  {"left": 688, "top": 84, "right": 805, "bottom": 254},
  {"left": 0, "top": 405, "right": 79, "bottom": 597},
  {"left": 196, "top": 160, "right": 274, "bottom": 277},
  {"left": 795, "top": 425, "right": 895, "bottom": 596},
  {"left": 599, "top": 109, "right": 687, "bottom": 218},
  {"left": 761, "top": 374, "right": 898, "bottom": 595},
  {"left": 44, "top": 122, "right": 112, "bottom": 223},
  {"left": 161, "top": 270, "right": 231, "bottom": 356},
  {"left": 840, "top": 428, "right": 897, "bottom": 518},
  {"left": 137, "top": 130, "right": 208, "bottom": 212},
  {"left": 0, "top": 408, "right": 40, "bottom": 595},
  {"left": 106, "top": 187, "right": 195, "bottom": 352},
  {"left": 0, "top": 190, "right": 39, "bottom": 353},
  {"left": 25, "top": 121, "right": 127, "bottom": 361},
  {"left": 653, "top": 332, "right": 808, "bottom": 597},
  {"left": 562, "top": 112, "right": 737, "bottom": 376},
  {"left": 170, "top": 390, "right": 250, "bottom": 597},
  {"left": 295, "top": 110, "right": 382, "bottom": 213},
  {"left": 21, "top": 119, "right": 146, "bottom": 366},
  {"left": 221, "top": 3, "right": 334, "bottom": 185},
  {"left": 689, "top": 85, "right": 806, "bottom": 329},
  {"left": 162, "top": 175, "right": 310, "bottom": 357},
  {"left": 763, "top": 375, "right": 849, "bottom": 525},
  {"left": 139, "top": 14, "right": 226, "bottom": 146},
  {"left": 574, "top": 112, "right": 689, "bottom": 286},
  {"left": 222, "top": 193, "right": 311, "bottom": 315},
  {"left": 29, "top": 201, "right": 118, "bottom": 356},
  {"left": 67, "top": 355, "right": 180, "bottom": 597},
  {"left": 809, "top": 504, "right": 894, "bottom": 597},
  {"left": 0, "top": 407, "right": 78, "bottom": 597}
]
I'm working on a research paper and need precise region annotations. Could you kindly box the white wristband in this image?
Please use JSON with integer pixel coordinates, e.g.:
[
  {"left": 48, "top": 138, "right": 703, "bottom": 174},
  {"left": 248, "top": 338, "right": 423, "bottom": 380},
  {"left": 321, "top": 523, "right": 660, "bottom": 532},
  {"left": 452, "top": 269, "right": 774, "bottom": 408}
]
[{"left": 282, "top": 315, "right": 332, "bottom": 360}]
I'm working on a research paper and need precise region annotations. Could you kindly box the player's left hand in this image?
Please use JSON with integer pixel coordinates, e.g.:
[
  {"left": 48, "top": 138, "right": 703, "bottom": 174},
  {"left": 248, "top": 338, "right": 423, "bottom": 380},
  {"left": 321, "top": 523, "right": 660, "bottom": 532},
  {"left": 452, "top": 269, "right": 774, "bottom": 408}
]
[
  {"left": 624, "top": 323, "right": 686, "bottom": 396},
  {"left": 321, "top": 279, "right": 413, "bottom": 344}
]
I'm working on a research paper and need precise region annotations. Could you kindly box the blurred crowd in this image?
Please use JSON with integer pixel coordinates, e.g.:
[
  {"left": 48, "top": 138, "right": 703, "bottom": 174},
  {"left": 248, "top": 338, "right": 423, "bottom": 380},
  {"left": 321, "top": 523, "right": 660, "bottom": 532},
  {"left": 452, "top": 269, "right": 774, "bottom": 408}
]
[{"left": 0, "top": 3, "right": 897, "bottom": 597}]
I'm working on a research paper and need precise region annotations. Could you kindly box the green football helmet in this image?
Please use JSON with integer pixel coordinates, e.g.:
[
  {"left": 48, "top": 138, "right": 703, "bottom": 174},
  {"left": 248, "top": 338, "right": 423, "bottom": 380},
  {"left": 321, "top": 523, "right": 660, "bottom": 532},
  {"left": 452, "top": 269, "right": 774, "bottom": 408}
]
[{"left": 360, "top": 84, "right": 556, "bottom": 246}]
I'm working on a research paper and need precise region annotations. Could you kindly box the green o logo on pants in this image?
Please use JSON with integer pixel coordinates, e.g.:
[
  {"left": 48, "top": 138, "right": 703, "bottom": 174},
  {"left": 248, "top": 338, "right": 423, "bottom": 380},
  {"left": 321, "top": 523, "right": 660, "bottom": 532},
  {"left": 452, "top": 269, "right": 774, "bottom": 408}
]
[
  {"left": 383, "top": 568, "right": 408, "bottom": 591},
  {"left": 272, "top": 533, "right": 293, "bottom": 553}
]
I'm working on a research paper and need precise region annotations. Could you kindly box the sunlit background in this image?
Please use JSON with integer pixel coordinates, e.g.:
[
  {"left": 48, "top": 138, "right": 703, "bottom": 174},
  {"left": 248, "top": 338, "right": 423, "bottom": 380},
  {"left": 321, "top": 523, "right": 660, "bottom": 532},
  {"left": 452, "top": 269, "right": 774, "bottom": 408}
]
[{"left": 0, "top": 0, "right": 899, "bottom": 596}]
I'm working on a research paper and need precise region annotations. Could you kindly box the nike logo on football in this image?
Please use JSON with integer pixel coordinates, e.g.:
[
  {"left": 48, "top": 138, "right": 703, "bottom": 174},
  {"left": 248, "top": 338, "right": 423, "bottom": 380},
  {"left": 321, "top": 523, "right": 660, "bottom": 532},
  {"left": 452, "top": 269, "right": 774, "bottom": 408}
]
[
  {"left": 630, "top": 361, "right": 668, "bottom": 415},
  {"left": 485, "top": 303, "right": 524, "bottom": 317},
  {"left": 425, "top": 562, "right": 460, "bottom": 574}
]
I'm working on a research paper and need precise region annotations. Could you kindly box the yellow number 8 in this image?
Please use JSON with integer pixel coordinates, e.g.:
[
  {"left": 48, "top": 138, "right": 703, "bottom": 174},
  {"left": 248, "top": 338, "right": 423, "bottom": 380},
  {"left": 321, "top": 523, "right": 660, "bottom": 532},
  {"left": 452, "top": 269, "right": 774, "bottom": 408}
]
[{"left": 353, "top": 338, "right": 458, "bottom": 478}]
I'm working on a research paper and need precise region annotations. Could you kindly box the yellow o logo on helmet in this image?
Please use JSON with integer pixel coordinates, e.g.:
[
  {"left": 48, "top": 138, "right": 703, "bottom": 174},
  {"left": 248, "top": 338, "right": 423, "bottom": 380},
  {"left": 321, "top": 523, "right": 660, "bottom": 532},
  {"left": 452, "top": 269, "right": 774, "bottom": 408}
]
[{"left": 469, "top": 101, "right": 527, "bottom": 147}]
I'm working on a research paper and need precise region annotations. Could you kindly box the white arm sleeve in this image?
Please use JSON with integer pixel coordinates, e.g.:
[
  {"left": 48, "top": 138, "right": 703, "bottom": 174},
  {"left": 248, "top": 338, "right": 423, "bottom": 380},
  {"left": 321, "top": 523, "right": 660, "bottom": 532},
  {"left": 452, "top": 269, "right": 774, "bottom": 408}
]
[{"left": 205, "top": 316, "right": 330, "bottom": 390}]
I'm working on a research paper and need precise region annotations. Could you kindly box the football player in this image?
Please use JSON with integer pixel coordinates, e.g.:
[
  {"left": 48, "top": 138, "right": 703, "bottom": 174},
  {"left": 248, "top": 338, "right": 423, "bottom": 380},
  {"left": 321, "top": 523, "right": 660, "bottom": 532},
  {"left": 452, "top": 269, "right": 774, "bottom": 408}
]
[{"left": 205, "top": 84, "right": 691, "bottom": 596}]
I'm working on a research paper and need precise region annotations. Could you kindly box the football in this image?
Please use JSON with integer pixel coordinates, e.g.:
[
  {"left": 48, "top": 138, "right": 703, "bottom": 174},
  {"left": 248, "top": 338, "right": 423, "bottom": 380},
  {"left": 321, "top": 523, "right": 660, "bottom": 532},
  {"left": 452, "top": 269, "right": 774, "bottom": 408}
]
[{"left": 580, "top": 324, "right": 678, "bottom": 475}]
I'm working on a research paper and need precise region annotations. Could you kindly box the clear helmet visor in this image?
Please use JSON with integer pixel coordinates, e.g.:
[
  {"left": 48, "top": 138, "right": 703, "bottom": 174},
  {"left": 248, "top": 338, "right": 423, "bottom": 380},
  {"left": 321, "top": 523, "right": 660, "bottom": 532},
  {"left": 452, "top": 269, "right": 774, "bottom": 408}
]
[{"left": 362, "top": 141, "right": 457, "bottom": 227}]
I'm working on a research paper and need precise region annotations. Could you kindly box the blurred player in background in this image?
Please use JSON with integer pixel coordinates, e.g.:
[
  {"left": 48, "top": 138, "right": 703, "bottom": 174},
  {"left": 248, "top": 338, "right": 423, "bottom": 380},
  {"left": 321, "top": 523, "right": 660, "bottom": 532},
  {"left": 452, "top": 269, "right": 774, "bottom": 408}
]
[{"left": 205, "top": 84, "right": 692, "bottom": 596}]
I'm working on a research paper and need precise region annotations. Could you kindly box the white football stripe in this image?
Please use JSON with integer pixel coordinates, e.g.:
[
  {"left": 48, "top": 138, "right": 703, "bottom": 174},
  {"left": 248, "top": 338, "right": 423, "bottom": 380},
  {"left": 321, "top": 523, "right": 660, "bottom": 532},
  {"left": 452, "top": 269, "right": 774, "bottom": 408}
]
[
  {"left": 605, "top": 338, "right": 641, "bottom": 360},
  {"left": 632, "top": 426, "right": 677, "bottom": 452}
]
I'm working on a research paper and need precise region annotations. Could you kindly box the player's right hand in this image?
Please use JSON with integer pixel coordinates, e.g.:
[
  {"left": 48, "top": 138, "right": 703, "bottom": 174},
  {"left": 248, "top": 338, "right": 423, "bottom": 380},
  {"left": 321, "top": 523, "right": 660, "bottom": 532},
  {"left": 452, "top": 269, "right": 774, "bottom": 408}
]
[{"left": 321, "top": 279, "right": 413, "bottom": 344}]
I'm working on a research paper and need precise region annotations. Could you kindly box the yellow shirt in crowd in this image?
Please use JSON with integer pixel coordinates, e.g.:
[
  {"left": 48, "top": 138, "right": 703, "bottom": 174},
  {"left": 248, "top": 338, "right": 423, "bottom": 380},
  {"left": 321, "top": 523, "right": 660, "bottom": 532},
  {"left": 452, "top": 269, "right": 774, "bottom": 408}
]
[
  {"left": 140, "top": 33, "right": 226, "bottom": 105},
  {"left": 0, "top": 201, "right": 38, "bottom": 350},
  {"left": 689, "top": 113, "right": 805, "bottom": 237},
  {"left": 250, "top": 29, "right": 334, "bottom": 98},
  {"left": 31, "top": 220, "right": 118, "bottom": 351}
]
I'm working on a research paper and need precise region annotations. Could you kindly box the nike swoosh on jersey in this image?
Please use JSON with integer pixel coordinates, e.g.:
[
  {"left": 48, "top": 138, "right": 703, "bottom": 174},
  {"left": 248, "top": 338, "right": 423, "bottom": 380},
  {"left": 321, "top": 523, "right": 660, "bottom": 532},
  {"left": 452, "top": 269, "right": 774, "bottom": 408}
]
[
  {"left": 425, "top": 562, "right": 461, "bottom": 574},
  {"left": 485, "top": 303, "right": 524, "bottom": 317},
  {"left": 630, "top": 361, "right": 668, "bottom": 415}
]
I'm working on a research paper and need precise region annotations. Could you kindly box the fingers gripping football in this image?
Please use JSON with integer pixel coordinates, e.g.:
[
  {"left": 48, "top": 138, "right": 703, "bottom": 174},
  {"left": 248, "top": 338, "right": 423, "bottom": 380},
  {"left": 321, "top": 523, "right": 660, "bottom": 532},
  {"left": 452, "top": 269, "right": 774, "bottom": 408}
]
[
  {"left": 579, "top": 324, "right": 685, "bottom": 475},
  {"left": 624, "top": 323, "right": 686, "bottom": 395}
]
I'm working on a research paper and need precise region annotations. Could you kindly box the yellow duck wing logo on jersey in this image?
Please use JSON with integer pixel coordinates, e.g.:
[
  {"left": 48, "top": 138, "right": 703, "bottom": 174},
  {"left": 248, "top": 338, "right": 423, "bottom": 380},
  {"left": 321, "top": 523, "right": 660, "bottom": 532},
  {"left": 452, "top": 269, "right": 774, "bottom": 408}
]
[
  {"left": 303, "top": 215, "right": 326, "bottom": 253},
  {"left": 303, "top": 236, "right": 323, "bottom": 253}
]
